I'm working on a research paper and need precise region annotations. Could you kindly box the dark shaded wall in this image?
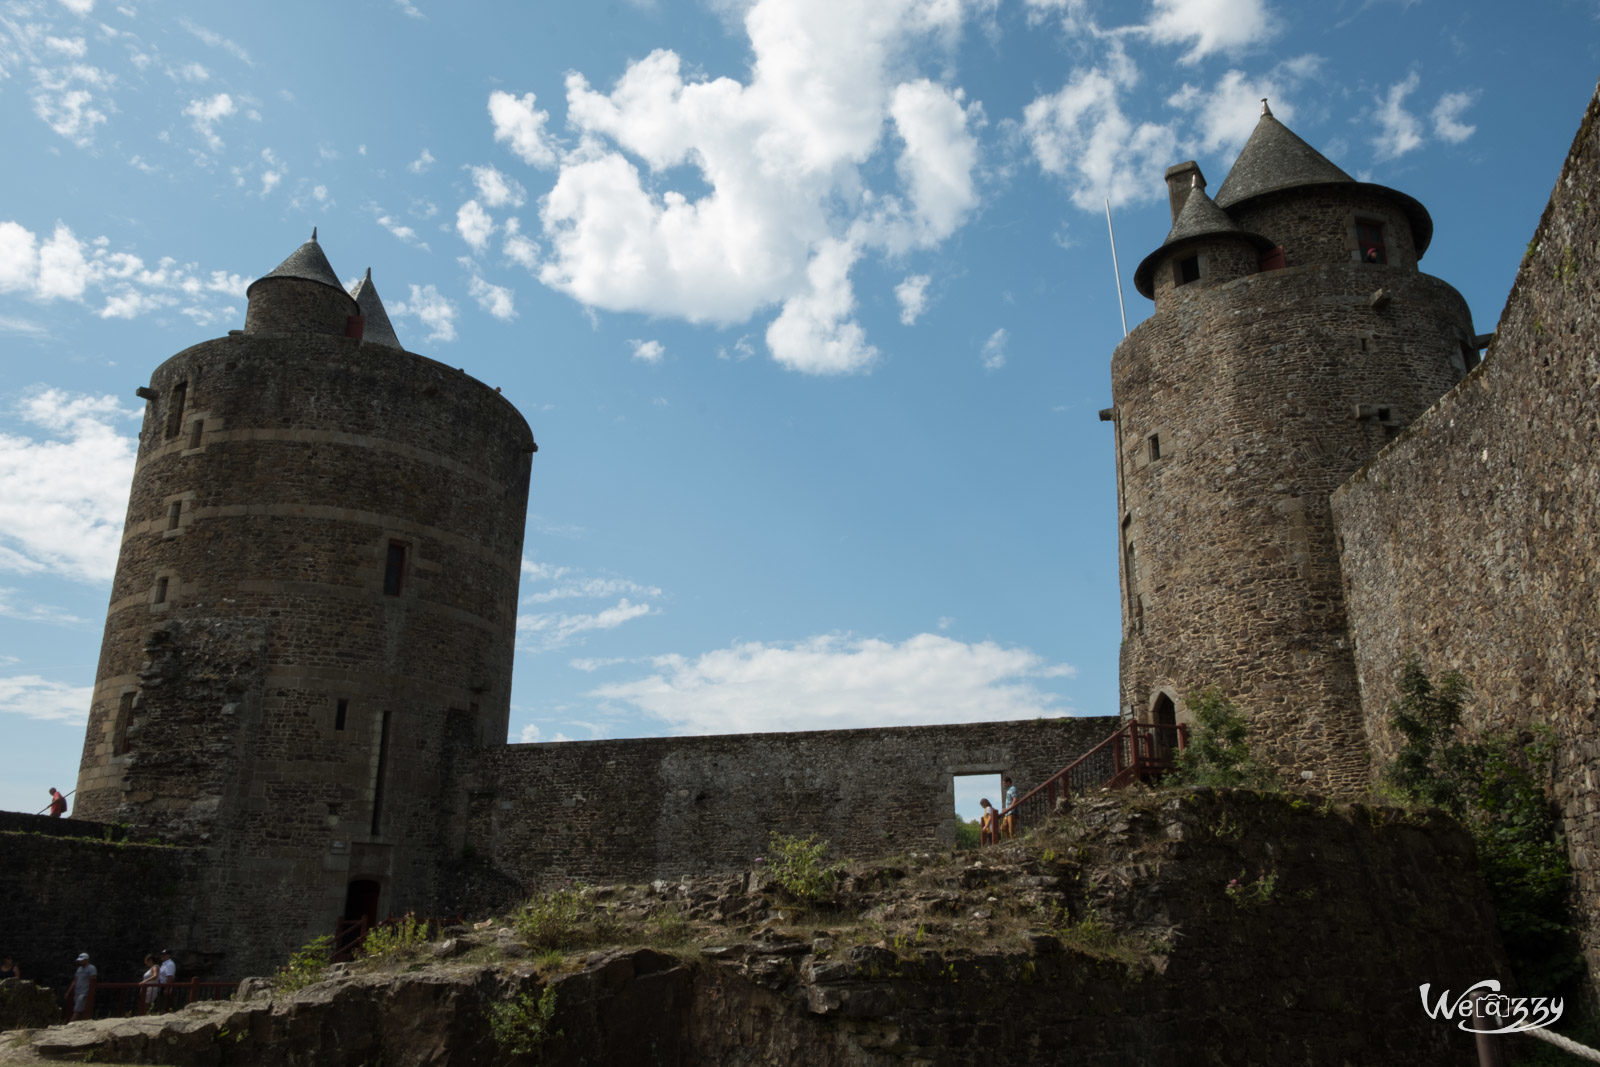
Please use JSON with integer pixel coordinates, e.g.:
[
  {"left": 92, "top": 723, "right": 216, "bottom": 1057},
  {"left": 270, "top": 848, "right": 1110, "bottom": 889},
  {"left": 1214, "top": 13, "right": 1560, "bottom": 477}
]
[
  {"left": 0, "top": 815, "right": 204, "bottom": 989},
  {"left": 1333, "top": 80, "right": 1600, "bottom": 972},
  {"left": 470, "top": 717, "right": 1116, "bottom": 888}
]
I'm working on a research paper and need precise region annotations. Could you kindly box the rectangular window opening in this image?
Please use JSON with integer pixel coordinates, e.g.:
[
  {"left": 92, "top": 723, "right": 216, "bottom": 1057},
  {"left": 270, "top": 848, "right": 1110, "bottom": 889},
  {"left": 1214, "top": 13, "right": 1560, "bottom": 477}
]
[
  {"left": 1175, "top": 255, "right": 1200, "bottom": 286},
  {"left": 953, "top": 773, "right": 1004, "bottom": 848},
  {"left": 1356, "top": 220, "right": 1387, "bottom": 264},
  {"left": 153, "top": 576, "right": 169, "bottom": 604},
  {"left": 166, "top": 502, "right": 182, "bottom": 530},
  {"left": 370, "top": 709, "right": 392, "bottom": 836},
  {"left": 1148, "top": 434, "right": 1161, "bottom": 461},
  {"left": 112, "top": 691, "right": 135, "bottom": 756},
  {"left": 383, "top": 542, "right": 407, "bottom": 596},
  {"left": 165, "top": 382, "right": 187, "bottom": 440},
  {"left": 188, "top": 419, "right": 204, "bottom": 449},
  {"left": 335, "top": 698, "right": 348, "bottom": 732}
]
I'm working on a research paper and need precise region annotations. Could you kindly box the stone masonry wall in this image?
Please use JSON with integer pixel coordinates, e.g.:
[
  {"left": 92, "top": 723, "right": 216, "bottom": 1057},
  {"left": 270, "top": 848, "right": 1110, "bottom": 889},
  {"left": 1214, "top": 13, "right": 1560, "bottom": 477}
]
[
  {"left": 0, "top": 822, "right": 204, "bottom": 990},
  {"left": 1333, "top": 80, "right": 1600, "bottom": 972},
  {"left": 470, "top": 717, "right": 1116, "bottom": 890}
]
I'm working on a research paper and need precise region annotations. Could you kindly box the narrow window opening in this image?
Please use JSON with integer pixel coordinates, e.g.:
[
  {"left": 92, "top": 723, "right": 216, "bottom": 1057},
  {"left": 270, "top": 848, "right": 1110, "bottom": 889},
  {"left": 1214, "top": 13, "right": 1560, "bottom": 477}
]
[
  {"left": 166, "top": 502, "right": 182, "bottom": 530},
  {"left": 1125, "top": 541, "right": 1140, "bottom": 615},
  {"left": 1359, "top": 337, "right": 1369, "bottom": 353},
  {"left": 153, "top": 577, "right": 169, "bottom": 604},
  {"left": 1376, "top": 407, "right": 1392, "bottom": 422},
  {"left": 383, "top": 542, "right": 406, "bottom": 597},
  {"left": 370, "top": 710, "right": 392, "bottom": 836},
  {"left": 335, "top": 698, "right": 348, "bottom": 732},
  {"left": 188, "top": 419, "right": 204, "bottom": 449},
  {"left": 1461, "top": 341, "right": 1480, "bottom": 373},
  {"left": 112, "top": 691, "right": 135, "bottom": 756},
  {"left": 165, "top": 382, "right": 187, "bottom": 440},
  {"left": 1148, "top": 434, "right": 1161, "bottom": 461},
  {"left": 1356, "top": 220, "right": 1387, "bottom": 264},
  {"left": 1175, "top": 255, "right": 1200, "bottom": 286}
]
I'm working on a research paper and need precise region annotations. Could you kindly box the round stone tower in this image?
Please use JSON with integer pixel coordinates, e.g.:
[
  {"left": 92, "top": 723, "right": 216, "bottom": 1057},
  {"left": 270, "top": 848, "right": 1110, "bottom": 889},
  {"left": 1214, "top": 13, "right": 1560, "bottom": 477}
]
[
  {"left": 1109, "top": 104, "right": 1478, "bottom": 791},
  {"left": 75, "top": 232, "right": 535, "bottom": 974}
]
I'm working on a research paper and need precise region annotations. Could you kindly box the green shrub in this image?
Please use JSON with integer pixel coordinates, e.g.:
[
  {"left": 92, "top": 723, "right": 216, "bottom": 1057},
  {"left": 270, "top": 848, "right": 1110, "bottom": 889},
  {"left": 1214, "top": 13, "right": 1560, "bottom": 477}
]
[
  {"left": 515, "top": 886, "right": 586, "bottom": 949},
  {"left": 764, "top": 831, "right": 844, "bottom": 904},
  {"left": 361, "top": 912, "right": 431, "bottom": 962},
  {"left": 274, "top": 935, "right": 333, "bottom": 993},
  {"left": 488, "top": 986, "right": 560, "bottom": 1057},
  {"left": 953, "top": 814, "right": 980, "bottom": 849},
  {"left": 1382, "top": 657, "right": 1581, "bottom": 996},
  {"left": 1168, "top": 688, "right": 1278, "bottom": 789}
]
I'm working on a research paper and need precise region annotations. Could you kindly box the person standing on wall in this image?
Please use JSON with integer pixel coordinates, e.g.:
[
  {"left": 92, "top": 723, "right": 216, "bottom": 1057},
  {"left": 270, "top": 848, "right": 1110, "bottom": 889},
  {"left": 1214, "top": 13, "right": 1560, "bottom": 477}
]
[
  {"left": 979, "top": 799, "right": 998, "bottom": 846},
  {"left": 1000, "top": 776, "right": 1018, "bottom": 839},
  {"left": 47, "top": 788, "right": 67, "bottom": 818},
  {"left": 66, "top": 952, "right": 96, "bottom": 1021}
]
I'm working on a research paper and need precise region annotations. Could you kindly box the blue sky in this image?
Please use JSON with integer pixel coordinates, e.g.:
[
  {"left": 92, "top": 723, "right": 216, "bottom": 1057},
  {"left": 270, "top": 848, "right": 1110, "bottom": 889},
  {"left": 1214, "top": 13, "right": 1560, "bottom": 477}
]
[{"left": 0, "top": 0, "right": 1595, "bottom": 819}]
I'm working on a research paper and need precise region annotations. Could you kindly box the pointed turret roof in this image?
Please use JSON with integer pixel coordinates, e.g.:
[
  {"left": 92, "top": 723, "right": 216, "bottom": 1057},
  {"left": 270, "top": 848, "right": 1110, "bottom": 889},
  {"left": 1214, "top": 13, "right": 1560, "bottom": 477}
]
[
  {"left": 245, "top": 228, "right": 347, "bottom": 296},
  {"left": 1214, "top": 100, "right": 1433, "bottom": 256},
  {"left": 1133, "top": 178, "right": 1273, "bottom": 298},
  {"left": 350, "top": 268, "right": 403, "bottom": 350}
]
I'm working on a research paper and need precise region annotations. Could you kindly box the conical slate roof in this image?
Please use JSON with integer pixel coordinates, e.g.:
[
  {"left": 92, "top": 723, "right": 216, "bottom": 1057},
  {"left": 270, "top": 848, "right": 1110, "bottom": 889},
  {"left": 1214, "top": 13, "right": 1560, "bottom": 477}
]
[
  {"left": 1214, "top": 102, "right": 1433, "bottom": 256},
  {"left": 1213, "top": 107, "right": 1353, "bottom": 209},
  {"left": 244, "top": 227, "right": 346, "bottom": 296},
  {"left": 350, "top": 268, "right": 403, "bottom": 350},
  {"left": 1133, "top": 181, "right": 1273, "bottom": 298}
]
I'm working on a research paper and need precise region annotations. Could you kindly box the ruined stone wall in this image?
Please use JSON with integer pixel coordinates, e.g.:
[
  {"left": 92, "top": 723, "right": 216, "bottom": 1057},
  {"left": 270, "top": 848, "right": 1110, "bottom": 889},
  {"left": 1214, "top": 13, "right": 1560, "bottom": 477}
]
[
  {"left": 1333, "top": 80, "right": 1600, "bottom": 969},
  {"left": 470, "top": 717, "right": 1115, "bottom": 890},
  {"left": 1111, "top": 254, "right": 1474, "bottom": 792},
  {"left": 0, "top": 821, "right": 204, "bottom": 989},
  {"left": 75, "top": 330, "right": 533, "bottom": 979}
]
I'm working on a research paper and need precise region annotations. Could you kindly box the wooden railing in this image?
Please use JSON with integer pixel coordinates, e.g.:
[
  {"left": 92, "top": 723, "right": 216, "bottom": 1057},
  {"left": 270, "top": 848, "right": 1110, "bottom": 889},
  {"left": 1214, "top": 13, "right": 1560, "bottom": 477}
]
[
  {"left": 76, "top": 977, "right": 240, "bottom": 1019},
  {"left": 995, "top": 721, "right": 1187, "bottom": 840}
]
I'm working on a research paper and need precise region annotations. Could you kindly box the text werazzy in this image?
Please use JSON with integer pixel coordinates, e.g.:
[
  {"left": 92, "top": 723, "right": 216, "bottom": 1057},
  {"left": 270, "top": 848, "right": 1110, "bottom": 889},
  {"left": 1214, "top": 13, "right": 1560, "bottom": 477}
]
[{"left": 1419, "top": 980, "right": 1563, "bottom": 1035}]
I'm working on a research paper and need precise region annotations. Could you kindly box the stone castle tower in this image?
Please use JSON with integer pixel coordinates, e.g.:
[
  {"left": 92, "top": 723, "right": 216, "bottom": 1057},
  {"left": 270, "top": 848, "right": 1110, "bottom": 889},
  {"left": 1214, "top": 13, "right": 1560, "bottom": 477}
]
[
  {"left": 73, "top": 232, "right": 535, "bottom": 971},
  {"left": 1108, "top": 103, "right": 1481, "bottom": 791}
]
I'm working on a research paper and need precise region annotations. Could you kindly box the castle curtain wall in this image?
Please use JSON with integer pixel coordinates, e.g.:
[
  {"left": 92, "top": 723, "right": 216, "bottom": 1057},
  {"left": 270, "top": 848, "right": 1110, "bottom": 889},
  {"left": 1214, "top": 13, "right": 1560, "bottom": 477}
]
[
  {"left": 1333, "top": 81, "right": 1600, "bottom": 972},
  {"left": 470, "top": 717, "right": 1115, "bottom": 888}
]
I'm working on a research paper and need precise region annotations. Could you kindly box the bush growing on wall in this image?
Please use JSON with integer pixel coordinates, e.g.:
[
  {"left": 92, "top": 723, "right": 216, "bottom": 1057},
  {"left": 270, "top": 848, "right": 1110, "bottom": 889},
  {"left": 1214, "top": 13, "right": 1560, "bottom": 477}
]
[
  {"left": 1167, "top": 688, "right": 1278, "bottom": 789},
  {"left": 1382, "top": 656, "right": 1580, "bottom": 996}
]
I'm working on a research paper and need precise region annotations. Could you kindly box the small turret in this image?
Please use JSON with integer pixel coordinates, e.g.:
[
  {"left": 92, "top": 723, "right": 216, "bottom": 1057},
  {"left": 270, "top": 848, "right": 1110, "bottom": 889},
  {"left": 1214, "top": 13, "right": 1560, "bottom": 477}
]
[
  {"left": 243, "top": 229, "right": 360, "bottom": 336},
  {"left": 1133, "top": 173, "right": 1273, "bottom": 304},
  {"left": 350, "top": 268, "right": 403, "bottom": 350}
]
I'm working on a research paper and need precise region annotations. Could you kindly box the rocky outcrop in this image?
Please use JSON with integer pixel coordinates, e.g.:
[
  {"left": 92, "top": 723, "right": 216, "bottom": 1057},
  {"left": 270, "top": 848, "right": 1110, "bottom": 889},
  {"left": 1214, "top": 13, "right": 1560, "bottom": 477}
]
[{"left": 2, "top": 790, "right": 1507, "bottom": 1065}]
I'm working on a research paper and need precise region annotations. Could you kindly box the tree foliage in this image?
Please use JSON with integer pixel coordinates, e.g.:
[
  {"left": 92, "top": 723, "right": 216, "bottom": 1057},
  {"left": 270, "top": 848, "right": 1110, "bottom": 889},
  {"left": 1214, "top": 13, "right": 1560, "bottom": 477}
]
[
  {"left": 1168, "top": 688, "right": 1278, "bottom": 789},
  {"left": 1382, "top": 656, "right": 1580, "bottom": 996}
]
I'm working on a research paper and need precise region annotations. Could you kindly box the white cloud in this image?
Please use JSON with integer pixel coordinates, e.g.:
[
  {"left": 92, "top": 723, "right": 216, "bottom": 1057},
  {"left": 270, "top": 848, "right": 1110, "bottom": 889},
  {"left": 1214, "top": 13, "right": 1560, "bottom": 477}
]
[
  {"left": 258, "top": 147, "right": 285, "bottom": 195},
  {"left": 178, "top": 18, "right": 253, "bottom": 66},
  {"left": 1432, "top": 90, "right": 1477, "bottom": 144},
  {"left": 0, "top": 388, "right": 138, "bottom": 584},
  {"left": 1168, "top": 65, "right": 1310, "bottom": 156},
  {"left": 519, "top": 598, "right": 653, "bottom": 652},
  {"left": 528, "top": 0, "right": 979, "bottom": 373},
  {"left": 407, "top": 148, "right": 435, "bottom": 174},
  {"left": 45, "top": 36, "right": 87, "bottom": 57},
  {"left": 390, "top": 283, "right": 457, "bottom": 343},
  {"left": 470, "top": 164, "right": 526, "bottom": 208},
  {"left": 1372, "top": 72, "right": 1423, "bottom": 162},
  {"left": 1022, "top": 52, "right": 1178, "bottom": 211},
  {"left": 980, "top": 326, "right": 1007, "bottom": 371},
  {"left": 717, "top": 335, "right": 755, "bottom": 362},
  {"left": 37, "top": 223, "right": 90, "bottom": 300},
  {"left": 591, "top": 632, "right": 1075, "bottom": 735},
  {"left": 57, "top": 0, "right": 94, "bottom": 14},
  {"left": 629, "top": 338, "right": 664, "bottom": 363},
  {"left": 0, "top": 674, "right": 92, "bottom": 724},
  {"left": 468, "top": 275, "right": 516, "bottom": 320},
  {"left": 456, "top": 199, "right": 493, "bottom": 250},
  {"left": 184, "top": 91, "right": 235, "bottom": 150},
  {"left": 526, "top": 575, "right": 662, "bottom": 603},
  {"left": 31, "top": 64, "right": 111, "bottom": 146},
  {"left": 0, "top": 587, "right": 82, "bottom": 625},
  {"left": 488, "top": 90, "right": 557, "bottom": 168},
  {"left": 765, "top": 238, "right": 877, "bottom": 375},
  {"left": 1141, "top": 0, "right": 1277, "bottom": 64},
  {"left": 502, "top": 218, "right": 539, "bottom": 270},
  {"left": 895, "top": 273, "right": 930, "bottom": 325},
  {"left": 172, "top": 61, "right": 209, "bottom": 83},
  {"left": 394, "top": 0, "right": 424, "bottom": 17},
  {"left": 374, "top": 209, "right": 427, "bottom": 249}
]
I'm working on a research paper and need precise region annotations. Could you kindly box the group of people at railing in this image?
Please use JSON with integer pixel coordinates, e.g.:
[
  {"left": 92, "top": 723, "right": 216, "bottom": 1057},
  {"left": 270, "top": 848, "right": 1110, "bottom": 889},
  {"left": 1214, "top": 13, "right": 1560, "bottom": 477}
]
[{"left": 16, "top": 947, "right": 237, "bottom": 1022}]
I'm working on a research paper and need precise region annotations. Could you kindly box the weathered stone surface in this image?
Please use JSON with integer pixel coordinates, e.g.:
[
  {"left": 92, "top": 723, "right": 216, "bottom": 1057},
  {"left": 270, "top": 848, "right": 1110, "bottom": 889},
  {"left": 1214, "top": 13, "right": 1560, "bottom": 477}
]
[{"left": 1334, "top": 79, "right": 1600, "bottom": 973}]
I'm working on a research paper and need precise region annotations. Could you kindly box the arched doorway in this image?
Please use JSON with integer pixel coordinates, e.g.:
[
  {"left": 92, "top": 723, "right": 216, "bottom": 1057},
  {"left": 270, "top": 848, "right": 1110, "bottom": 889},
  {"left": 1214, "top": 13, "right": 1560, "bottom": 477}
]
[
  {"left": 336, "top": 878, "right": 381, "bottom": 959},
  {"left": 1151, "top": 693, "right": 1178, "bottom": 760}
]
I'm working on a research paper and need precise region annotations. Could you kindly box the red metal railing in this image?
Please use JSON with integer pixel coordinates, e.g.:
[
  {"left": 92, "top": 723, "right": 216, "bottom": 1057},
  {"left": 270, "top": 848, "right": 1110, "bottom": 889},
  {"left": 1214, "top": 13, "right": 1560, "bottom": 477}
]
[
  {"left": 994, "top": 721, "right": 1187, "bottom": 841},
  {"left": 75, "top": 977, "right": 240, "bottom": 1020}
]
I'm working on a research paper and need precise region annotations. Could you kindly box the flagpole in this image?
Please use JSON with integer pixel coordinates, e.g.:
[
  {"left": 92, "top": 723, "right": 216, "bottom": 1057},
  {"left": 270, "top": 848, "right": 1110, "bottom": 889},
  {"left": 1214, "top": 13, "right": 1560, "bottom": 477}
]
[{"left": 1105, "top": 197, "right": 1128, "bottom": 338}]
